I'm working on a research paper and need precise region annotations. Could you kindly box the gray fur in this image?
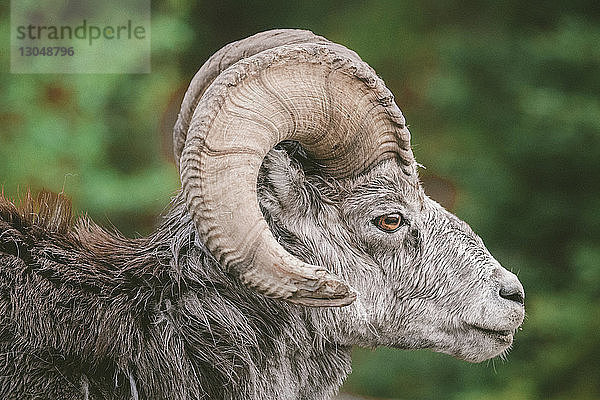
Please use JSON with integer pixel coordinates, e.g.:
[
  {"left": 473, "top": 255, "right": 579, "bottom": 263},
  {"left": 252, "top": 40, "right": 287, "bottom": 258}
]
[{"left": 0, "top": 142, "right": 524, "bottom": 399}]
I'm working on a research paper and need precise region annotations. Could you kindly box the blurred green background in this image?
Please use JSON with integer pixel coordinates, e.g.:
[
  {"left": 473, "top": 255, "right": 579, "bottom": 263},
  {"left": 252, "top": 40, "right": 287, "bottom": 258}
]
[{"left": 1, "top": 1, "right": 599, "bottom": 399}]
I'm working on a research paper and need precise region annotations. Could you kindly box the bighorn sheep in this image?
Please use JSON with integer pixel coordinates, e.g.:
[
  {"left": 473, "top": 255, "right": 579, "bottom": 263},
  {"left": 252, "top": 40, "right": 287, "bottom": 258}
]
[{"left": 0, "top": 29, "right": 525, "bottom": 399}]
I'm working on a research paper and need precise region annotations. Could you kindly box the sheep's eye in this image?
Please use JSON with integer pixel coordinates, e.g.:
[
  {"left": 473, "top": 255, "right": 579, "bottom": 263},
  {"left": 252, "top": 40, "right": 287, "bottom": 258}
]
[{"left": 373, "top": 213, "right": 403, "bottom": 232}]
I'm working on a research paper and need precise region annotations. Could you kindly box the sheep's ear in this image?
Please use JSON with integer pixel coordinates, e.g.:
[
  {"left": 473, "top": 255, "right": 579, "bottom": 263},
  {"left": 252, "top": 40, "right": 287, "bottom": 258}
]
[{"left": 258, "top": 147, "right": 310, "bottom": 215}]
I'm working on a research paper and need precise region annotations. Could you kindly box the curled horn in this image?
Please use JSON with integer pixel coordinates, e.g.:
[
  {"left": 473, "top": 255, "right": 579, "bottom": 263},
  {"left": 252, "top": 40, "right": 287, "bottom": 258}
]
[
  {"left": 177, "top": 29, "right": 416, "bottom": 306},
  {"left": 173, "top": 29, "right": 330, "bottom": 166}
]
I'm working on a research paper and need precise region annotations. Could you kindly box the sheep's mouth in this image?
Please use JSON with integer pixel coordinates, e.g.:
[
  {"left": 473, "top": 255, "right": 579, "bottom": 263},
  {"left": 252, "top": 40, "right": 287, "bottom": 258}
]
[{"left": 469, "top": 325, "right": 514, "bottom": 341}]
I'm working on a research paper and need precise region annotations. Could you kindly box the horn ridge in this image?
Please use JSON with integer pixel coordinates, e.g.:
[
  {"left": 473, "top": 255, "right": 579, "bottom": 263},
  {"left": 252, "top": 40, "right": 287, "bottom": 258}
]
[{"left": 173, "top": 29, "right": 330, "bottom": 165}]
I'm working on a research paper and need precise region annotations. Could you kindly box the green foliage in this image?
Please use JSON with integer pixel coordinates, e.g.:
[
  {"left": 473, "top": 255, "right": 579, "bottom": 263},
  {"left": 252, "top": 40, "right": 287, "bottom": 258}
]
[{"left": 1, "top": 1, "right": 598, "bottom": 398}]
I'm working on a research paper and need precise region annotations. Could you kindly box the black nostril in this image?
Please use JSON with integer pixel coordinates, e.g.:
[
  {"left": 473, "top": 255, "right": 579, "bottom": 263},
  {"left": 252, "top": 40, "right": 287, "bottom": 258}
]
[{"left": 499, "top": 287, "right": 524, "bottom": 305}]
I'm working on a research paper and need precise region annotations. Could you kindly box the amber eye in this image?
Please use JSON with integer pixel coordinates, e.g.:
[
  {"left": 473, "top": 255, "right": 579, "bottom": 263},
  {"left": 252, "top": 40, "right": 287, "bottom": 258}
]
[{"left": 373, "top": 213, "right": 403, "bottom": 232}]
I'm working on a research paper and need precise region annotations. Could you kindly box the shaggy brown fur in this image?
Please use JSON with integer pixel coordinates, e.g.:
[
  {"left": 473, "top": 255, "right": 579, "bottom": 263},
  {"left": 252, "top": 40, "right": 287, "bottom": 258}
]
[{"left": 0, "top": 183, "right": 351, "bottom": 399}]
